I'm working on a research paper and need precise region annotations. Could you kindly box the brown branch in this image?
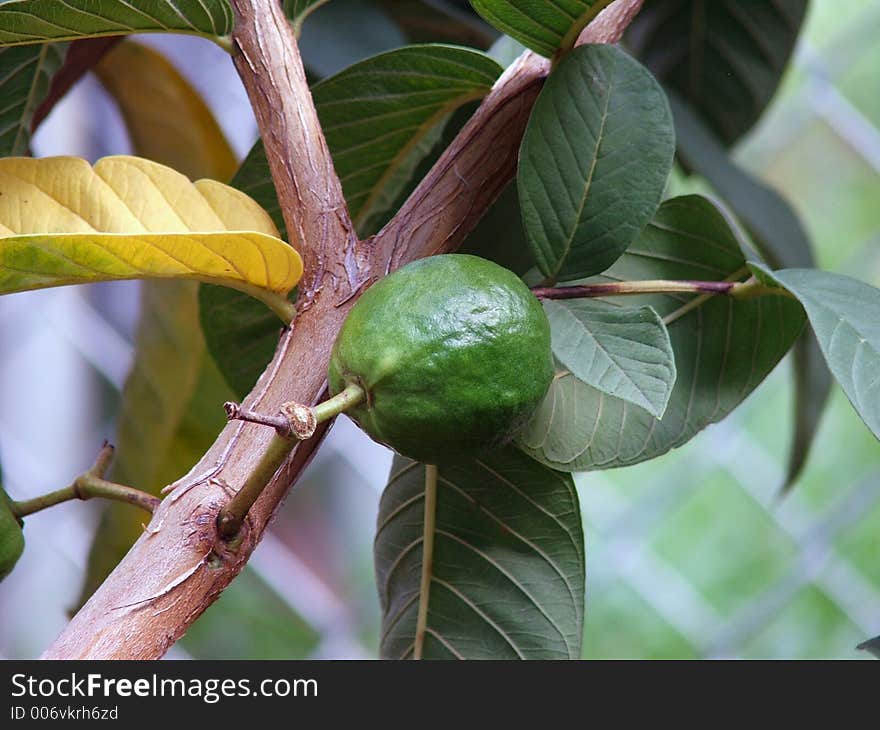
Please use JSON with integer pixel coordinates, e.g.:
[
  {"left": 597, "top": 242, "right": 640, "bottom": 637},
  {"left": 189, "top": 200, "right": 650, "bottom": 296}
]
[
  {"left": 532, "top": 279, "right": 737, "bottom": 300},
  {"left": 43, "top": 0, "right": 645, "bottom": 659}
]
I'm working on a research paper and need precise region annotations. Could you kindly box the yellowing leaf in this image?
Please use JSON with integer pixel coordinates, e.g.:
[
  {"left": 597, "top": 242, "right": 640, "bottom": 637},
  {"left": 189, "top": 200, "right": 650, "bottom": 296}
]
[
  {"left": 94, "top": 41, "right": 237, "bottom": 182},
  {"left": 0, "top": 155, "right": 301, "bottom": 320},
  {"left": 78, "top": 43, "right": 240, "bottom": 608}
]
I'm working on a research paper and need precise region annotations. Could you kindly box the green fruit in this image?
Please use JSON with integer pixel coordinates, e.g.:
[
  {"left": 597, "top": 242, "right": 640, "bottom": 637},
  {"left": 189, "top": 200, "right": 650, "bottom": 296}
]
[
  {"left": 0, "top": 487, "right": 24, "bottom": 581},
  {"left": 328, "top": 254, "right": 554, "bottom": 463}
]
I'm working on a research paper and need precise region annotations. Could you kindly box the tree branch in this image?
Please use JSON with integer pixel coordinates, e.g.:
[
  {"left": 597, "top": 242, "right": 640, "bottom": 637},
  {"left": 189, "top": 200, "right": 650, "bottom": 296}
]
[{"left": 43, "top": 0, "right": 644, "bottom": 659}]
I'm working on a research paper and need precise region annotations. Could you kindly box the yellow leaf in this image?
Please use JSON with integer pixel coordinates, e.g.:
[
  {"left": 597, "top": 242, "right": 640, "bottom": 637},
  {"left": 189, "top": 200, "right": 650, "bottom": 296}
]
[
  {"left": 0, "top": 155, "right": 301, "bottom": 320},
  {"left": 94, "top": 41, "right": 237, "bottom": 182},
  {"left": 77, "top": 43, "right": 240, "bottom": 609}
]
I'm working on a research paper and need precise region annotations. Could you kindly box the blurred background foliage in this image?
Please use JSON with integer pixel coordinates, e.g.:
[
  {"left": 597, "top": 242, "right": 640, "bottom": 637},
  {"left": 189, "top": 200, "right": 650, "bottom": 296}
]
[{"left": 0, "top": 0, "right": 878, "bottom": 658}]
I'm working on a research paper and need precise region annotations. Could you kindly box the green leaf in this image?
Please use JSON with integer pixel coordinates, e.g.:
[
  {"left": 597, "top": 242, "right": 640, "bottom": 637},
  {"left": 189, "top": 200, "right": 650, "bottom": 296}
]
[
  {"left": 668, "top": 91, "right": 830, "bottom": 491},
  {"left": 203, "top": 45, "right": 501, "bottom": 393},
  {"left": 312, "top": 43, "right": 501, "bottom": 233},
  {"left": 232, "top": 44, "right": 500, "bottom": 239},
  {"left": 544, "top": 299, "right": 676, "bottom": 418},
  {"left": 376, "top": 448, "right": 585, "bottom": 659},
  {"left": 518, "top": 44, "right": 675, "bottom": 282},
  {"left": 518, "top": 195, "right": 804, "bottom": 472},
  {"left": 0, "top": 43, "right": 65, "bottom": 155},
  {"left": 627, "top": 0, "right": 808, "bottom": 145},
  {"left": 199, "top": 284, "right": 285, "bottom": 399},
  {"left": 470, "top": 0, "right": 613, "bottom": 58},
  {"left": 787, "top": 332, "right": 832, "bottom": 489},
  {"left": 754, "top": 267, "right": 880, "bottom": 441},
  {"left": 668, "top": 91, "right": 814, "bottom": 270},
  {"left": 0, "top": 0, "right": 233, "bottom": 47}
]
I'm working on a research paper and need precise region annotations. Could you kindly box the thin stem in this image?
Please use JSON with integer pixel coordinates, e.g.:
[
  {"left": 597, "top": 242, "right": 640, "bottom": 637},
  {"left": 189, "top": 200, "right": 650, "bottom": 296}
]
[
  {"left": 224, "top": 402, "right": 291, "bottom": 435},
  {"left": 532, "top": 275, "right": 792, "bottom": 303},
  {"left": 10, "top": 444, "right": 159, "bottom": 518},
  {"left": 532, "top": 279, "right": 739, "bottom": 300},
  {"left": 414, "top": 464, "right": 438, "bottom": 660},
  {"left": 216, "top": 433, "right": 295, "bottom": 540},
  {"left": 313, "top": 383, "right": 365, "bottom": 423},
  {"left": 218, "top": 385, "right": 364, "bottom": 539},
  {"left": 12, "top": 486, "right": 81, "bottom": 517},
  {"left": 227, "top": 383, "right": 367, "bottom": 439}
]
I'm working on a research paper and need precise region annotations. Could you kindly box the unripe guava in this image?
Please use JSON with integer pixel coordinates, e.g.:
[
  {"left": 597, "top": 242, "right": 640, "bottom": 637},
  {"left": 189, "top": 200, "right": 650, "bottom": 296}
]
[
  {"left": 0, "top": 487, "right": 24, "bottom": 582},
  {"left": 328, "top": 254, "right": 553, "bottom": 463}
]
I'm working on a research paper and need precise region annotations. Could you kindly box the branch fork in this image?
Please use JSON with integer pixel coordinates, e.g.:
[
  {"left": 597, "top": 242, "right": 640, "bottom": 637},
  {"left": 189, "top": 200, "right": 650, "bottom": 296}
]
[{"left": 46, "top": 0, "right": 647, "bottom": 659}]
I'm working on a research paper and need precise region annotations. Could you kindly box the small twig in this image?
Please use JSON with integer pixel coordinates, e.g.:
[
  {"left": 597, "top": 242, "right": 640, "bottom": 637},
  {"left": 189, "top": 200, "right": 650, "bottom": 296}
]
[
  {"left": 10, "top": 443, "right": 160, "bottom": 518},
  {"left": 532, "top": 279, "right": 739, "bottom": 300},
  {"left": 532, "top": 276, "right": 790, "bottom": 306},
  {"left": 224, "top": 402, "right": 292, "bottom": 436},
  {"left": 219, "top": 384, "right": 366, "bottom": 539},
  {"left": 216, "top": 432, "right": 295, "bottom": 540}
]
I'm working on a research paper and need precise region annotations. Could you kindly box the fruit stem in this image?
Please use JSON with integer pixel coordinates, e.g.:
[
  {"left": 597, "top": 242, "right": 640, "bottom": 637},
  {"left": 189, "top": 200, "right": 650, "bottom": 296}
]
[
  {"left": 313, "top": 382, "right": 366, "bottom": 423},
  {"left": 10, "top": 443, "right": 160, "bottom": 518},
  {"left": 217, "top": 384, "right": 366, "bottom": 540},
  {"left": 413, "top": 463, "right": 438, "bottom": 661},
  {"left": 216, "top": 431, "right": 295, "bottom": 540},
  {"left": 226, "top": 383, "right": 366, "bottom": 439}
]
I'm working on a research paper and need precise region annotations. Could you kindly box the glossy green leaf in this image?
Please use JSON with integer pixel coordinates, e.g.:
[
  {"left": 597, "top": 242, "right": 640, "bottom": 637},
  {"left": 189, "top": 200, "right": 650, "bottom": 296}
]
[
  {"left": 312, "top": 43, "right": 501, "bottom": 232},
  {"left": 518, "top": 195, "right": 804, "bottom": 472},
  {"left": 544, "top": 299, "right": 676, "bottom": 418},
  {"left": 232, "top": 44, "right": 500, "bottom": 239},
  {"left": 518, "top": 44, "right": 675, "bottom": 282},
  {"left": 0, "top": 43, "right": 64, "bottom": 155},
  {"left": 0, "top": 0, "right": 233, "bottom": 46},
  {"left": 627, "top": 0, "right": 808, "bottom": 145},
  {"left": 470, "top": 0, "right": 613, "bottom": 58},
  {"left": 376, "top": 448, "right": 585, "bottom": 659},
  {"left": 668, "top": 91, "right": 830, "bottom": 491},
  {"left": 199, "top": 283, "right": 286, "bottom": 399},
  {"left": 669, "top": 91, "right": 814, "bottom": 270},
  {"left": 754, "top": 267, "right": 880, "bottom": 441},
  {"left": 786, "top": 332, "right": 831, "bottom": 489}
]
